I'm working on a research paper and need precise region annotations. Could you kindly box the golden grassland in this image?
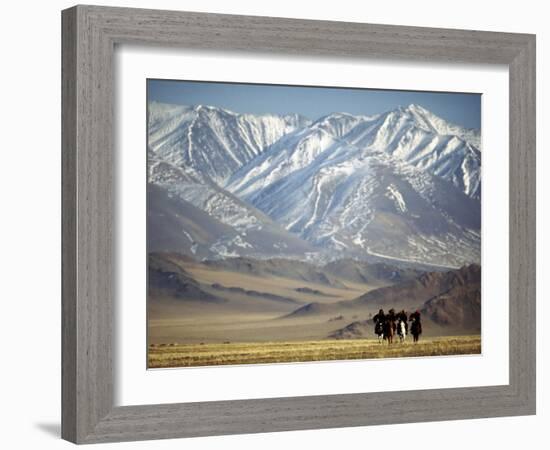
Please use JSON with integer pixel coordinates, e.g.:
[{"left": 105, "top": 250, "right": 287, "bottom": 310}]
[{"left": 148, "top": 335, "right": 481, "bottom": 368}]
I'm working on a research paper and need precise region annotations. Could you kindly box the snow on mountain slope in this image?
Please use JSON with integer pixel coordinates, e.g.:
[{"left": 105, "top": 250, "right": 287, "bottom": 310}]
[
  {"left": 227, "top": 126, "right": 341, "bottom": 197},
  {"left": 225, "top": 105, "right": 481, "bottom": 267},
  {"left": 227, "top": 111, "right": 379, "bottom": 197},
  {"left": 229, "top": 139, "right": 479, "bottom": 267},
  {"left": 148, "top": 101, "right": 310, "bottom": 185},
  {"left": 148, "top": 102, "right": 481, "bottom": 266},
  {"left": 227, "top": 104, "right": 481, "bottom": 200},
  {"left": 405, "top": 104, "right": 481, "bottom": 148},
  {"left": 148, "top": 156, "right": 316, "bottom": 259},
  {"left": 344, "top": 103, "right": 480, "bottom": 149},
  {"left": 344, "top": 105, "right": 481, "bottom": 199},
  {"left": 148, "top": 147, "right": 291, "bottom": 233},
  {"left": 309, "top": 112, "right": 370, "bottom": 138},
  {"left": 148, "top": 183, "right": 316, "bottom": 260},
  {"left": 147, "top": 102, "right": 319, "bottom": 259}
]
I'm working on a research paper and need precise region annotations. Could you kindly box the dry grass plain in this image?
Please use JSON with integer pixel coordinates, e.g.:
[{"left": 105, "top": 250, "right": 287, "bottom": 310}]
[{"left": 148, "top": 335, "right": 481, "bottom": 368}]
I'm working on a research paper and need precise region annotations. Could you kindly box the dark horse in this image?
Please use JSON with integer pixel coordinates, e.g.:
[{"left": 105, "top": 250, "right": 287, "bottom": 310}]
[
  {"left": 409, "top": 310, "right": 422, "bottom": 343},
  {"left": 384, "top": 309, "right": 397, "bottom": 344},
  {"left": 373, "top": 309, "right": 386, "bottom": 343},
  {"left": 383, "top": 319, "right": 395, "bottom": 344}
]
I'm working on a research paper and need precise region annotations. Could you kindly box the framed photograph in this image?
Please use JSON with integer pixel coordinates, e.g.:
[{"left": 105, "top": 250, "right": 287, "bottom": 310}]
[
  {"left": 62, "top": 5, "right": 536, "bottom": 444},
  {"left": 146, "top": 79, "right": 483, "bottom": 368}
]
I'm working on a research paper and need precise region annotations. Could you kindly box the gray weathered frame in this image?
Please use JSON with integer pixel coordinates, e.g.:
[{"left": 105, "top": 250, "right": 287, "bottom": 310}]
[{"left": 61, "top": 4, "right": 536, "bottom": 444}]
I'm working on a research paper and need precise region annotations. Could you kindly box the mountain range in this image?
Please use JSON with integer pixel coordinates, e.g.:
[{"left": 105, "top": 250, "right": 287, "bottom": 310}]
[
  {"left": 149, "top": 252, "right": 481, "bottom": 338},
  {"left": 285, "top": 263, "right": 481, "bottom": 333},
  {"left": 148, "top": 101, "right": 481, "bottom": 268}
]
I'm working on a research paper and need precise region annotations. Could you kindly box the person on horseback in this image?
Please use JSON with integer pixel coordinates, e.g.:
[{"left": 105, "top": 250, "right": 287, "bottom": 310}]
[
  {"left": 387, "top": 308, "right": 397, "bottom": 331},
  {"left": 397, "top": 309, "right": 408, "bottom": 334},
  {"left": 384, "top": 308, "right": 397, "bottom": 344},
  {"left": 373, "top": 309, "right": 386, "bottom": 341},
  {"left": 409, "top": 310, "right": 422, "bottom": 343},
  {"left": 373, "top": 309, "right": 386, "bottom": 324}
]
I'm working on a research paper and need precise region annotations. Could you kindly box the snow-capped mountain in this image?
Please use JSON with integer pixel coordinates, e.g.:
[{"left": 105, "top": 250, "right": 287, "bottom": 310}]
[
  {"left": 228, "top": 104, "right": 481, "bottom": 200},
  {"left": 148, "top": 101, "right": 481, "bottom": 267},
  {"left": 148, "top": 154, "right": 316, "bottom": 260},
  {"left": 148, "top": 101, "right": 310, "bottom": 185},
  {"left": 148, "top": 102, "right": 319, "bottom": 259},
  {"left": 342, "top": 104, "right": 481, "bottom": 199},
  {"left": 226, "top": 133, "right": 480, "bottom": 267}
]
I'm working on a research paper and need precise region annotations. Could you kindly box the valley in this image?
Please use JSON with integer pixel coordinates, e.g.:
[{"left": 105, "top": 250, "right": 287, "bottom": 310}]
[{"left": 148, "top": 252, "right": 481, "bottom": 366}]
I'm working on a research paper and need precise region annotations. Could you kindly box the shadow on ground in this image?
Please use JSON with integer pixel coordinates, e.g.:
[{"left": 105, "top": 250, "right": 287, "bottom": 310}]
[{"left": 35, "top": 422, "right": 60, "bottom": 438}]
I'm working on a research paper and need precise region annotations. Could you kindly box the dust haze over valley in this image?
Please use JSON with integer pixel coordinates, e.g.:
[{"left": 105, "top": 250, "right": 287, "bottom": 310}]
[{"left": 146, "top": 83, "right": 482, "bottom": 366}]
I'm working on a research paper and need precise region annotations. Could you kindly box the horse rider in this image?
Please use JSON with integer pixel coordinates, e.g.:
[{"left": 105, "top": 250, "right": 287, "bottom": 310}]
[
  {"left": 397, "top": 309, "right": 408, "bottom": 334},
  {"left": 409, "top": 310, "right": 422, "bottom": 342},
  {"left": 388, "top": 308, "right": 398, "bottom": 334},
  {"left": 409, "top": 310, "right": 421, "bottom": 322},
  {"left": 373, "top": 309, "right": 386, "bottom": 323},
  {"left": 373, "top": 309, "right": 386, "bottom": 335}
]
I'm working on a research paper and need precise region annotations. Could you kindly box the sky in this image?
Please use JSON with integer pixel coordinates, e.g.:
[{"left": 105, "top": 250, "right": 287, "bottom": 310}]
[{"left": 148, "top": 79, "right": 481, "bottom": 130}]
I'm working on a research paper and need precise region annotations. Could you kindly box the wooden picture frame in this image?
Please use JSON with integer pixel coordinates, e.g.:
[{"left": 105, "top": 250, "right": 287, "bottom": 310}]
[{"left": 61, "top": 5, "right": 536, "bottom": 444}]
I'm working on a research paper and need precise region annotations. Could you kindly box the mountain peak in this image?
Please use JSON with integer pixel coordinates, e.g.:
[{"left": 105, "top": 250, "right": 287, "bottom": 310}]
[
  {"left": 312, "top": 111, "right": 357, "bottom": 124},
  {"left": 193, "top": 104, "right": 238, "bottom": 117},
  {"left": 392, "top": 103, "right": 431, "bottom": 117},
  {"left": 405, "top": 103, "right": 429, "bottom": 113},
  {"left": 308, "top": 112, "right": 364, "bottom": 138}
]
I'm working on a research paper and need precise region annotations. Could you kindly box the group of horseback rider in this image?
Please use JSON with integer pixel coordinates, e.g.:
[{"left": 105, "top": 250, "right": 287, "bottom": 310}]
[{"left": 372, "top": 308, "right": 422, "bottom": 344}]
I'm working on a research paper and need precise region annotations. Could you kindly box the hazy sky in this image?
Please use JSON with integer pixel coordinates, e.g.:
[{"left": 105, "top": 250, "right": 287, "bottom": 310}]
[{"left": 148, "top": 79, "right": 481, "bottom": 130}]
